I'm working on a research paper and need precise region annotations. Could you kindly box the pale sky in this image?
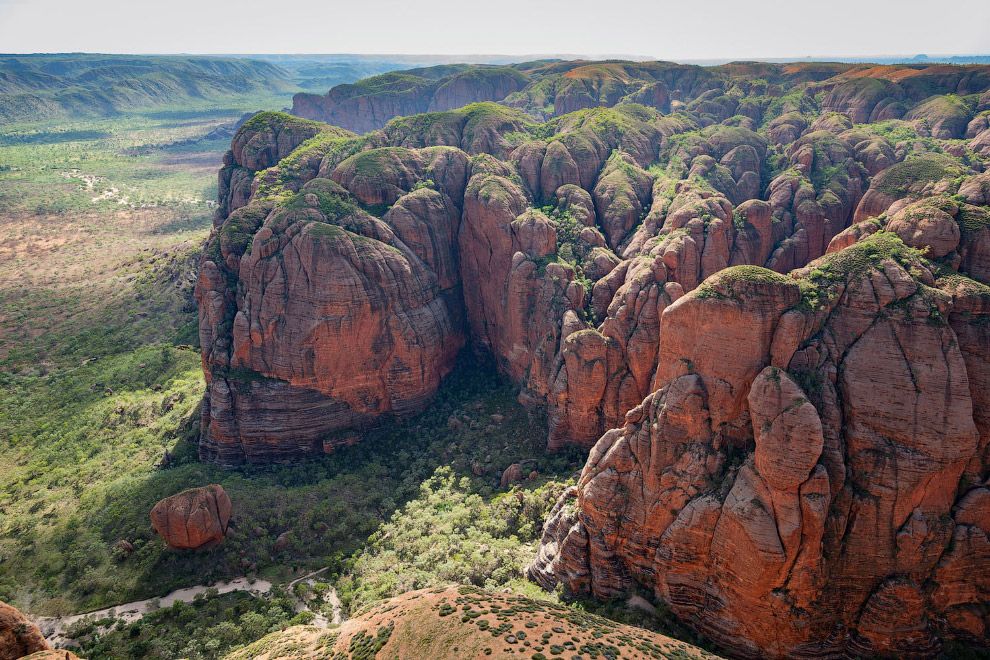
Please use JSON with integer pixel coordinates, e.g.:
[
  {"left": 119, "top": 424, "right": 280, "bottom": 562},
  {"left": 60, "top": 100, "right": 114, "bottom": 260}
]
[{"left": 1, "top": 0, "right": 988, "bottom": 60}]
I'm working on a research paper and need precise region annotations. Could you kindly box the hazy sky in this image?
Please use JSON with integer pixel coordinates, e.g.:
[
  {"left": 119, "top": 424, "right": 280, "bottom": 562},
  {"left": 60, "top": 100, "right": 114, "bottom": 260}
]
[{"left": 1, "top": 0, "right": 988, "bottom": 59}]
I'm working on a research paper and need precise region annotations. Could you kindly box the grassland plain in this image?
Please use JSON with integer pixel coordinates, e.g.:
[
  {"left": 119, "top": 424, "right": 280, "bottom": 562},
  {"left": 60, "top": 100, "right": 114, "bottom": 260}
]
[{"left": 0, "top": 96, "right": 667, "bottom": 660}]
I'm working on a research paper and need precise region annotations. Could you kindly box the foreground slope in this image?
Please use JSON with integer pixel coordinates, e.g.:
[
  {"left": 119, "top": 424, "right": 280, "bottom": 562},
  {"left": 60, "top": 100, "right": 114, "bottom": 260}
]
[{"left": 226, "top": 586, "right": 719, "bottom": 660}]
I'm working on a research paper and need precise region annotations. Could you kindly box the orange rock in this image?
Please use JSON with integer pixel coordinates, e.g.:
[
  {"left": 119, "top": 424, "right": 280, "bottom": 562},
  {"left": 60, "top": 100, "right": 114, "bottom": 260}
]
[
  {"left": 886, "top": 199, "right": 961, "bottom": 258},
  {"left": 150, "top": 484, "right": 232, "bottom": 550},
  {"left": 500, "top": 463, "right": 523, "bottom": 488},
  {"left": 532, "top": 240, "right": 988, "bottom": 658},
  {"left": 0, "top": 601, "right": 49, "bottom": 660}
]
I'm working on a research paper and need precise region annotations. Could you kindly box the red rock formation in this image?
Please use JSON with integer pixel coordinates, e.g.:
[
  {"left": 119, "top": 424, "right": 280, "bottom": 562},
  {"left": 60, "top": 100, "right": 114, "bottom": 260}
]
[
  {"left": 886, "top": 197, "right": 961, "bottom": 257},
  {"left": 150, "top": 484, "right": 232, "bottom": 550},
  {"left": 199, "top": 162, "right": 467, "bottom": 464},
  {"left": 531, "top": 235, "right": 990, "bottom": 657},
  {"left": 0, "top": 601, "right": 50, "bottom": 660},
  {"left": 203, "top": 64, "right": 990, "bottom": 466},
  {"left": 197, "top": 63, "right": 990, "bottom": 655}
]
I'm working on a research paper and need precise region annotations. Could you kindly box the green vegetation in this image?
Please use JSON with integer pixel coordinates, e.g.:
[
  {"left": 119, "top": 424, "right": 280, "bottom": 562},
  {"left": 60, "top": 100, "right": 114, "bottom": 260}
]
[
  {"left": 0, "top": 98, "right": 284, "bottom": 217},
  {"left": 761, "top": 89, "right": 820, "bottom": 126},
  {"left": 337, "top": 467, "right": 572, "bottom": 612},
  {"left": 238, "top": 110, "right": 329, "bottom": 137},
  {"left": 0, "top": 54, "right": 295, "bottom": 123},
  {"left": 1, "top": 345, "right": 584, "bottom": 616},
  {"left": 957, "top": 203, "right": 990, "bottom": 236},
  {"left": 872, "top": 153, "right": 969, "bottom": 197},
  {"left": 535, "top": 104, "right": 660, "bottom": 146},
  {"left": 795, "top": 232, "right": 928, "bottom": 310},
  {"left": 695, "top": 265, "right": 795, "bottom": 300},
  {"left": 70, "top": 589, "right": 307, "bottom": 659}
]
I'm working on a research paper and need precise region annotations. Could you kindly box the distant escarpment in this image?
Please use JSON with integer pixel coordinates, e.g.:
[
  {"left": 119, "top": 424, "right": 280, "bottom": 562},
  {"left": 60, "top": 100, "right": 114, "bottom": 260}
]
[
  {"left": 199, "top": 62, "right": 990, "bottom": 653},
  {"left": 289, "top": 59, "right": 777, "bottom": 132},
  {"left": 292, "top": 59, "right": 990, "bottom": 139},
  {"left": 0, "top": 54, "right": 293, "bottom": 123}
]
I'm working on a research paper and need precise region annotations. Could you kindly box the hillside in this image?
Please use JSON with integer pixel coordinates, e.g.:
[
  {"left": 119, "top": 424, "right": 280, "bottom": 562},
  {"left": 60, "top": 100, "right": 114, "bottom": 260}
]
[
  {"left": 0, "top": 54, "right": 295, "bottom": 123},
  {"left": 227, "top": 586, "right": 720, "bottom": 660}
]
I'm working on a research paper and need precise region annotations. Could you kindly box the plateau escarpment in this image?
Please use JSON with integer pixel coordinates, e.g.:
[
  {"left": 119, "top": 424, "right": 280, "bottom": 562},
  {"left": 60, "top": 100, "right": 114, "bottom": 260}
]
[{"left": 198, "top": 61, "right": 990, "bottom": 656}]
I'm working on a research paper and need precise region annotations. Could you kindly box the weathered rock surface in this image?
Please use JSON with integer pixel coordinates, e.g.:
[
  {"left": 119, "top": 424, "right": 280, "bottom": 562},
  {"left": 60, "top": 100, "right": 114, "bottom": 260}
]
[
  {"left": 202, "top": 64, "right": 990, "bottom": 465},
  {"left": 0, "top": 601, "right": 49, "bottom": 660},
  {"left": 150, "top": 484, "right": 232, "bottom": 550},
  {"left": 198, "top": 59, "right": 990, "bottom": 656},
  {"left": 199, "top": 137, "right": 468, "bottom": 463},
  {"left": 531, "top": 236, "right": 990, "bottom": 657}
]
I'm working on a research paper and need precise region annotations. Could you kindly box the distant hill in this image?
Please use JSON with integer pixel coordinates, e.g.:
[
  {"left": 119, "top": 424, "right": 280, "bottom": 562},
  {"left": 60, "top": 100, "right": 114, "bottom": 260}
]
[
  {"left": 0, "top": 54, "right": 296, "bottom": 123},
  {"left": 288, "top": 59, "right": 855, "bottom": 132},
  {"left": 291, "top": 58, "right": 990, "bottom": 133},
  {"left": 239, "top": 54, "right": 475, "bottom": 92}
]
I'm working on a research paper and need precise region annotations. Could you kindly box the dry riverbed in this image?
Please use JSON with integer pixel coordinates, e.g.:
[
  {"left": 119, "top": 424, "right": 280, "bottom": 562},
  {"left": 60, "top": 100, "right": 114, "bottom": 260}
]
[{"left": 36, "top": 570, "right": 343, "bottom": 648}]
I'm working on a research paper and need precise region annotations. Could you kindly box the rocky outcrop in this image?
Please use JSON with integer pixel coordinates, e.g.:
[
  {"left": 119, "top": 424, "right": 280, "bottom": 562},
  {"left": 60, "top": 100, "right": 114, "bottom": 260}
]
[
  {"left": 906, "top": 95, "right": 974, "bottom": 139},
  {"left": 531, "top": 234, "right": 990, "bottom": 657},
  {"left": 292, "top": 67, "right": 527, "bottom": 133},
  {"left": 197, "top": 61, "right": 990, "bottom": 655},
  {"left": 201, "top": 65, "right": 990, "bottom": 464},
  {"left": 0, "top": 601, "right": 49, "bottom": 660},
  {"left": 198, "top": 137, "right": 469, "bottom": 463},
  {"left": 150, "top": 484, "right": 232, "bottom": 550}
]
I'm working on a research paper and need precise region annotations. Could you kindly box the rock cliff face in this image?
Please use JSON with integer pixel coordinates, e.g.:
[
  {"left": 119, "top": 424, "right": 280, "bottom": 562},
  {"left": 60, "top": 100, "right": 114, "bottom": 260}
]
[
  {"left": 199, "top": 61, "right": 990, "bottom": 654},
  {"left": 530, "top": 240, "right": 990, "bottom": 657},
  {"left": 201, "top": 63, "right": 990, "bottom": 466}
]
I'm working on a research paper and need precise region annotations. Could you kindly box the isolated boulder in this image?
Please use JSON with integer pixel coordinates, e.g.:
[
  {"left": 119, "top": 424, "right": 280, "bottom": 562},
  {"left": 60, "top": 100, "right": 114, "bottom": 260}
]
[
  {"left": 500, "top": 463, "right": 524, "bottom": 488},
  {"left": 150, "top": 484, "right": 232, "bottom": 550}
]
